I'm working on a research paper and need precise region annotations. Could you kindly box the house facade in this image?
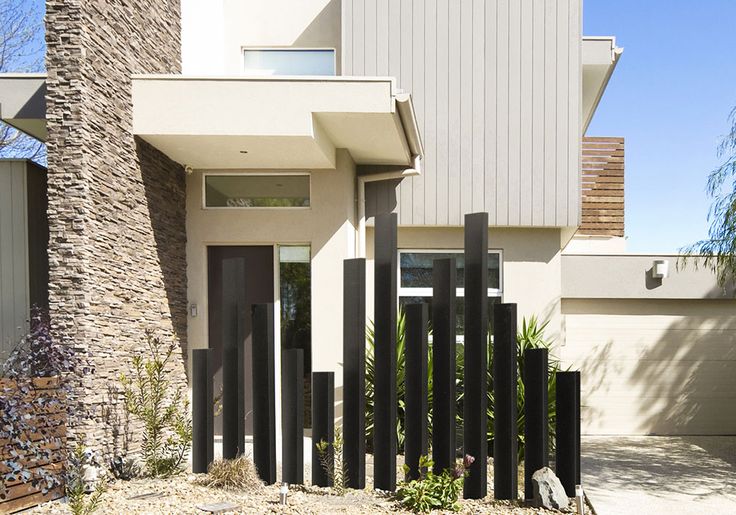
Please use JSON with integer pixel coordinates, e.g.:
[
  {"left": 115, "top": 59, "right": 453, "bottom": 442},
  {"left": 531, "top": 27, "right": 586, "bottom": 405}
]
[{"left": 1, "top": 0, "right": 735, "bottom": 453}]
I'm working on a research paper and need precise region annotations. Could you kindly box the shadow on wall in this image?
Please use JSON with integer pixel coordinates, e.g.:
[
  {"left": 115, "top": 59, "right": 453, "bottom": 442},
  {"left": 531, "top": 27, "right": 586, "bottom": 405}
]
[
  {"left": 567, "top": 292, "right": 736, "bottom": 435},
  {"left": 136, "top": 138, "right": 188, "bottom": 369}
]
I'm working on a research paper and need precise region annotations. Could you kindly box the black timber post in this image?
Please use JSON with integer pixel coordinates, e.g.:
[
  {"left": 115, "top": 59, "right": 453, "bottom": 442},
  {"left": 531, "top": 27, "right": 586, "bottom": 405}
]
[
  {"left": 343, "top": 258, "right": 366, "bottom": 488},
  {"left": 463, "top": 212, "right": 489, "bottom": 499},
  {"left": 524, "top": 348, "right": 549, "bottom": 500},
  {"left": 192, "top": 348, "right": 213, "bottom": 473},
  {"left": 252, "top": 303, "right": 276, "bottom": 484},
  {"left": 556, "top": 371, "right": 581, "bottom": 497},
  {"left": 373, "top": 212, "right": 398, "bottom": 491},
  {"left": 311, "top": 372, "right": 335, "bottom": 487},
  {"left": 493, "top": 303, "right": 518, "bottom": 500},
  {"left": 432, "top": 257, "right": 457, "bottom": 475},
  {"left": 221, "top": 257, "right": 246, "bottom": 459},
  {"left": 404, "top": 303, "right": 429, "bottom": 481},
  {"left": 281, "top": 349, "right": 304, "bottom": 484}
]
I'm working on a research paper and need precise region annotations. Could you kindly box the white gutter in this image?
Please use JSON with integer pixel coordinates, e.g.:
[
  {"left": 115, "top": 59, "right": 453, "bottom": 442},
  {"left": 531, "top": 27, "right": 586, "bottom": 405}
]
[{"left": 356, "top": 93, "right": 423, "bottom": 257}]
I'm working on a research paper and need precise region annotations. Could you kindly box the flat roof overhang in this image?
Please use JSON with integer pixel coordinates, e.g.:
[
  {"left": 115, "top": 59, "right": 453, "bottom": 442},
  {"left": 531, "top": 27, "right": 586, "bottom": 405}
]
[
  {"left": 132, "top": 75, "right": 423, "bottom": 170},
  {"left": 582, "top": 37, "right": 623, "bottom": 134},
  {"left": 0, "top": 74, "right": 47, "bottom": 141}
]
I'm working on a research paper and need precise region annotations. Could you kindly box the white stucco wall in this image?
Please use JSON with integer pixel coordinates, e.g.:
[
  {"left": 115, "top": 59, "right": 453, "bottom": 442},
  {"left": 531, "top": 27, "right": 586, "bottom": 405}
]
[{"left": 181, "top": 0, "right": 342, "bottom": 75}]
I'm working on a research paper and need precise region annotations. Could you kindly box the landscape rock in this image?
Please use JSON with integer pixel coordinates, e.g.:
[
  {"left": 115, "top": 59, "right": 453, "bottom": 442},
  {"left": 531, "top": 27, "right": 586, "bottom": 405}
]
[{"left": 532, "top": 467, "right": 569, "bottom": 510}]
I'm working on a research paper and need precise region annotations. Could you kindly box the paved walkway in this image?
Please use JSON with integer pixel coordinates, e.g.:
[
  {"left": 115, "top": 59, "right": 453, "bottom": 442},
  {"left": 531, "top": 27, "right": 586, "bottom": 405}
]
[{"left": 582, "top": 436, "right": 736, "bottom": 515}]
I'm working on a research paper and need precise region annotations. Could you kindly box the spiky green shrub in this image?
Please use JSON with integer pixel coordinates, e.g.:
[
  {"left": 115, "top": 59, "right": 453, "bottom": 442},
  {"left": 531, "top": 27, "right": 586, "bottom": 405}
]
[
  {"left": 395, "top": 454, "right": 473, "bottom": 513},
  {"left": 366, "top": 312, "right": 561, "bottom": 462},
  {"left": 119, "top": 332, "right": 192, "bottom": 477}
]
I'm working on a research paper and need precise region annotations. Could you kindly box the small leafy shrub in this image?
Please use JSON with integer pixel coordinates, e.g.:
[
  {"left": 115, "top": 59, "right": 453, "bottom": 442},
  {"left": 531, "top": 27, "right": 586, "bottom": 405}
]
[
  {"left": 395, "top": 454, "right": 473, "bottom": 513},
  {"left": 66, "top": 443, "right": 106, "bottom": 515},
  {"left": 196, "top": 456, "right": 262, "bottom": 491},
  {"left": 0, "top": 309, "right": 91, "bottom": 500},
  {"left": 315, "top": 427, "right": 347, "bottom": 495},
  {"left": 109, "top": 455, "right": 141, "bottom": 481},
  {"left": 119, "top": 331, "right": 192, "bottom": 477}
]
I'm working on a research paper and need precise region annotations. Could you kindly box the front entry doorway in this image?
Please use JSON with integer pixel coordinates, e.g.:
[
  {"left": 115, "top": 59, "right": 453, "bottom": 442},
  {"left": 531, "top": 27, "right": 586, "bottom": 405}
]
[{"left": 208, "top": 246, "right": 274, "bottom": 436}]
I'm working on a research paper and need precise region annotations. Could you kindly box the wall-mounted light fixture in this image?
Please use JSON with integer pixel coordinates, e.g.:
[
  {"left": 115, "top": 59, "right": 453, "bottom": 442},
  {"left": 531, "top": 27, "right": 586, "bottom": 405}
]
[{"left": 652, "top": 259, "right": 669, "bottom": 279}]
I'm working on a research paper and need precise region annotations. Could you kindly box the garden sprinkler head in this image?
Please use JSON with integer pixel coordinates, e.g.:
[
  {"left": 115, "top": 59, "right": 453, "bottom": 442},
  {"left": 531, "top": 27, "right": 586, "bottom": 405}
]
[{"left": 279, "top": 483, "right": 289, "bottom": 505}]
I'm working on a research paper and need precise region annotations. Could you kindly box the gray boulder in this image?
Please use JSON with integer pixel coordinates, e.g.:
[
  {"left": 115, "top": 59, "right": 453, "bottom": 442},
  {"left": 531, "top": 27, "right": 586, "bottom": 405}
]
[{"left": 532, "top": 467, "right": 569, "bottom": 510}]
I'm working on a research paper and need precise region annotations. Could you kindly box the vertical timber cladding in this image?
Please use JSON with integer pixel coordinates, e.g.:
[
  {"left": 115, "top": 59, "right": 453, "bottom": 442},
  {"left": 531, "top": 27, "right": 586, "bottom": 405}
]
[
  {"left": 432, "top": 258, "right": 457, "bottom": 474},
  {"left": 343, "top": 258, "right": 366, "bottom": 488},
  {"left": 463, "top": 212, "right": 489, "bottom": 499},
  {"left": 44, "top": 0, "right": 186, "bottom": 446},
  {"left": 373, "top": 213, "right": 398, "bottom": 491},
  {"left": 343, "top": 0, "right": 582, "bottom": 227}
]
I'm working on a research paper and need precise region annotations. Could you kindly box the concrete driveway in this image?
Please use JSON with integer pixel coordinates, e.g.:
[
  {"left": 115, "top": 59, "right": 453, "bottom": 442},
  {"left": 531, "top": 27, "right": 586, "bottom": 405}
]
[{"left": 582, "top": 436, "right": 736, "bottom": 515}]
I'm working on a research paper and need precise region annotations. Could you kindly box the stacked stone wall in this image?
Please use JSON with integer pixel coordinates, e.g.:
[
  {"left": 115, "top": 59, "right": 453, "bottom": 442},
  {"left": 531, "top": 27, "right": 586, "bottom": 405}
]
[{"left": 45, "top": 0, "right": 187, "bottom": 450}]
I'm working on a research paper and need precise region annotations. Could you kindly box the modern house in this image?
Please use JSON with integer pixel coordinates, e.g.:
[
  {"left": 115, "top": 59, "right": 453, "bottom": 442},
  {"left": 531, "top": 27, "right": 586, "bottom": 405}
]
[{"left": 0, "top": 0, "right": 734, "bottom": 458}]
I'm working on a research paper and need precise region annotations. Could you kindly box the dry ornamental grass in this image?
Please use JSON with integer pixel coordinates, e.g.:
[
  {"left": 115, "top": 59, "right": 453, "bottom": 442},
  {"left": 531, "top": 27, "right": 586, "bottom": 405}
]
[{"left": 196, "top": 456, "right": 264, "bottom": 491}]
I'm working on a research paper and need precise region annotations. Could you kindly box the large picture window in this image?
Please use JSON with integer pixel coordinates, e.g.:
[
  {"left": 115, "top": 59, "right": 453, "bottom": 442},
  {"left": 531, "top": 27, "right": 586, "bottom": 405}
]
[
  {"left": 204, "top": 174, "right": 310, "bottom": 208},
  {"left": 398, "top": 250, "right": 502, "bottom": 338}
]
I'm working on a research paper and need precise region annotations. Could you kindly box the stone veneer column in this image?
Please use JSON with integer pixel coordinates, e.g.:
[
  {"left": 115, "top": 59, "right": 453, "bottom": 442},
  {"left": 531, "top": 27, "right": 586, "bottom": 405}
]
[{"left": 44, "top": 0, "right": 187, "bottom": 450}]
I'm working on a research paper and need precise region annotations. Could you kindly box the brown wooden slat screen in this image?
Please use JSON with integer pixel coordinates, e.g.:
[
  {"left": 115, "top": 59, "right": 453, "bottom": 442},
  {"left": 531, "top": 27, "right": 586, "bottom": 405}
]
[
  {"left": 580, "top": 137, "right": 624, "bottom": 237},
  {"left": 0, "top": 377, "right": 66, "bottom": 513}
]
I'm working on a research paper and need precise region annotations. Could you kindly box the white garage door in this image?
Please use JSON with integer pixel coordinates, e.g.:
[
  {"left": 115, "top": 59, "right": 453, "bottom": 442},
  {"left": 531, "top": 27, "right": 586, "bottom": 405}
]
[{"left": 561, "top": 298, "right": 736, "bottom": 435}]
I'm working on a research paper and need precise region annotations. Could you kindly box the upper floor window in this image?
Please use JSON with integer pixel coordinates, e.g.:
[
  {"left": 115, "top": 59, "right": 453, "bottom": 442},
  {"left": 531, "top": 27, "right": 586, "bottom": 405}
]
[{"left": 243, "top": 49, "right": 336, "bottom": 76}]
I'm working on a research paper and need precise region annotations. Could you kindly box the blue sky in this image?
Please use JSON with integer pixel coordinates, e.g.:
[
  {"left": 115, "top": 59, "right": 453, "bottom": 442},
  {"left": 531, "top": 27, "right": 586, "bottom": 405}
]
[{"left": 584, "top": 0, "right": 736, "bottom": 253}]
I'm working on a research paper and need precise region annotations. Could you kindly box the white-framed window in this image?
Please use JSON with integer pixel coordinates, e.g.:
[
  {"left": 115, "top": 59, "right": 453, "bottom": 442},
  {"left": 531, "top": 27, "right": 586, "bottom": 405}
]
[
  {"left": 243, "top": 48, "right": 336, "bottom": 76},
  {"left": 398, "top": 249, "right": 503, "bottom": 339},
  {"left": 203, "top": 173, "right": 311, "bottom": 209}
]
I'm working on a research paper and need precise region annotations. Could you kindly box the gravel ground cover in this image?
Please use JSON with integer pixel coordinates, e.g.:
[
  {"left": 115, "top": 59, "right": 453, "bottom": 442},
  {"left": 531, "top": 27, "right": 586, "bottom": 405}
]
[{"left": 28, "top": 475, "right": 572, "bottom": 514}]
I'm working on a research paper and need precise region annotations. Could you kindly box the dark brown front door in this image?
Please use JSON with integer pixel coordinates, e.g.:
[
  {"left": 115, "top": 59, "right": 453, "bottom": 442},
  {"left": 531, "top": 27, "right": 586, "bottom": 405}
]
[{"left": 208, "top": 246, "right": 274, "bottom": 436}]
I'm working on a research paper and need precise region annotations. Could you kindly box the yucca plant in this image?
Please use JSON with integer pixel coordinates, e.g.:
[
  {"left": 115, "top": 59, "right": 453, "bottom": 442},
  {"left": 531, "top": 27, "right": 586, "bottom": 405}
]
[{"left": 366, "top": 312, "right": 560, "bottom": 463}]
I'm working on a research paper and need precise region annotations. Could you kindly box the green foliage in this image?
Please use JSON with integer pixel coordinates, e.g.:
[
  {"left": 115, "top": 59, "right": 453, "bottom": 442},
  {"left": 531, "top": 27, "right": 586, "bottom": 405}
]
[
  {"left": 119, "top": 331, "right": 192, "bottom": 477},
  {"left": 395, "top": 454, "right": 472, "bottom": 513},
  {"left": 681, "top": 107, "right": 736, "bottom": 284},
  {"left": 366, "top": 312, "right": 561, "bottom": 463},
  {"left": 66, "top": 443, "right": 106, "bottom": 515},
  {"left": 315, "top": 427, "right": 347, "bottom": 495}
]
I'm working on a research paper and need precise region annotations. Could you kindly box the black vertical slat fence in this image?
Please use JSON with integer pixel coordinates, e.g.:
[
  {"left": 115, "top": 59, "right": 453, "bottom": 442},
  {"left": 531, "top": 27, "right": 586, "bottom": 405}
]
[
  {"left": 281, "top": 349, "right": 304, "bottom": 484},
  {"left": 432, "top": 257, "right": 457, "bottom": 474},
  {"left": 373, "top": 213, "right": 398, "bottom": 491},
  {"left": 463, "top": 212, "right": 489, "bottom": 499},
  {"left": 192, "top": 348, "right": 213, "bottom": 474},
  {"left": 524, "top": 347, "right": 549, "bottom": 500},
  {"left": 252, "top": 303, "right": 276, "bottom": 484},
  {"left": 312, "top": 372, "right": 335, "bottom": 487},
  {"left": 404, "top": 303, "right": 429, "bottom": 481},
  {"left": 222, "top": 257, "right": 246, "bottom": 459},
  {"left": 556, "top": 371, "right": 581, "bottom": 497},
  {"left": 493, "top": 303, "right": 518, "bottom": 500},
  {"left": 343, "top": 258, "right": 366, "bottom": 488}
]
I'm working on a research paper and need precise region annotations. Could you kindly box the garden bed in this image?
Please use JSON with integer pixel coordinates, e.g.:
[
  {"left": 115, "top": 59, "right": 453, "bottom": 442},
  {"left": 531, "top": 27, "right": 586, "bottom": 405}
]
[{"left": 27, "top": 475, "right": 564, "bottom": 514}]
